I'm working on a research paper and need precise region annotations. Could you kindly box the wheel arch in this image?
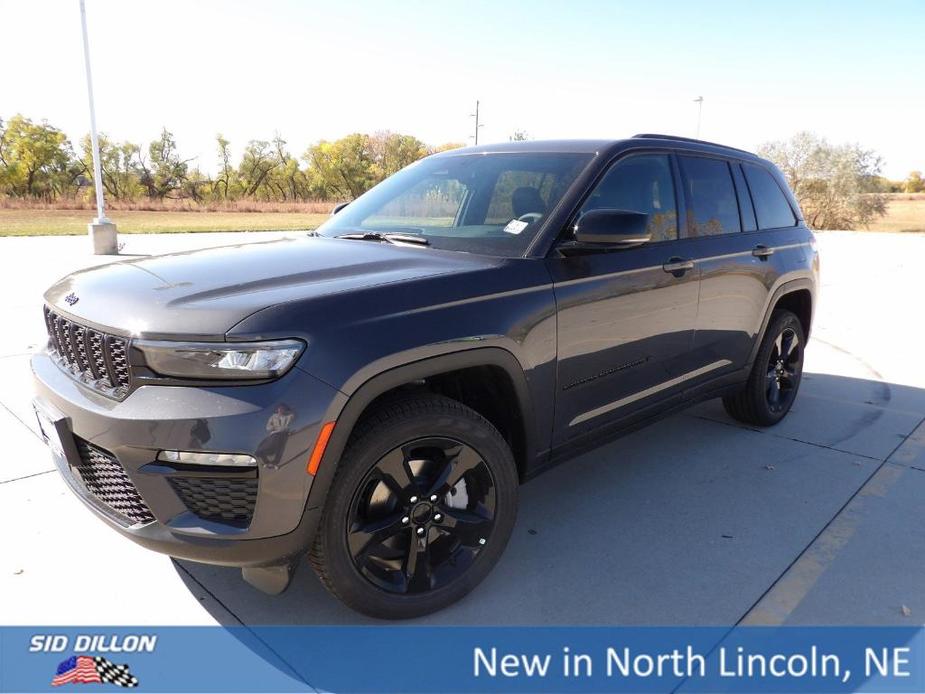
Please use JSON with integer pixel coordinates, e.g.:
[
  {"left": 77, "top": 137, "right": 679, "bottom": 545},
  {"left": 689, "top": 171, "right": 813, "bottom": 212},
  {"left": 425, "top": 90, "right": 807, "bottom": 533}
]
[
  {"left": 306, "top": 347, "right": 537, "bottom": 511},
  {"left": 747, "top": 278, "right": 815, "bottom": 368},
  {"left": 773, "top": 288, "right": 813, "bottom": 340}
]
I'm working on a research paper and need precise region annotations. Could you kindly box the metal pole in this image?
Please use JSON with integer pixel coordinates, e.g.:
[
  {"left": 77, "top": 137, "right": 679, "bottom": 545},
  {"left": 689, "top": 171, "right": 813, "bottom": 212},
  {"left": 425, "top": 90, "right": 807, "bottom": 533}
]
[
  {"left": 469, "top": 100, "right": 484, "bottom": 146},
  {"left": 473, "top": 100, "right": 480, "bottom": 145},
  {"left": 79, "top": 0, "right": 109, "bottom": 223},
  {"left": 694, "top": 96, "right": 704, "bottom": 139}
]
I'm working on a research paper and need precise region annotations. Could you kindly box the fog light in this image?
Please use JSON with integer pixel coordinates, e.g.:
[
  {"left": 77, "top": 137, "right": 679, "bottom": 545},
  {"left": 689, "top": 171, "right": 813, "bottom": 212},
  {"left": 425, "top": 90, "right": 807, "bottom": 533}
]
[{"left": 157, "top": 450, "right": 257, "bottom": 467}]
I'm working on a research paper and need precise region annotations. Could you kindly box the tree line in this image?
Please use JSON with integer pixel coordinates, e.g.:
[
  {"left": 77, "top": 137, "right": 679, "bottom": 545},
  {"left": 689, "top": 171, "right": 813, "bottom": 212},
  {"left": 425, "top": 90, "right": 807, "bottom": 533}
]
[
  {"left": 0, "top": 113, "right": 462, "bottom": 204},
  {"left": 2, "top": 113, "right": 920, "bottom": 230}
]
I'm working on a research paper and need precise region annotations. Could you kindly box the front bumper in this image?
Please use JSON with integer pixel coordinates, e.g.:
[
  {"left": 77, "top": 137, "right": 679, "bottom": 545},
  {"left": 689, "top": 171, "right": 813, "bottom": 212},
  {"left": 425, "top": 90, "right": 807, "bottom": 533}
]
[{"left": 31, "top": 351, "right": 340, "bottom": 568}]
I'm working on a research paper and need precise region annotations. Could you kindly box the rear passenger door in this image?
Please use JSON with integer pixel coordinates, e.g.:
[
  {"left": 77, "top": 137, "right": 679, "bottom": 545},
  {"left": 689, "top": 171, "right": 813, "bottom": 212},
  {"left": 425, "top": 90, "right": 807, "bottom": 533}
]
[{"left": 678, "top": 155, "right": 799, "bottom": 376}]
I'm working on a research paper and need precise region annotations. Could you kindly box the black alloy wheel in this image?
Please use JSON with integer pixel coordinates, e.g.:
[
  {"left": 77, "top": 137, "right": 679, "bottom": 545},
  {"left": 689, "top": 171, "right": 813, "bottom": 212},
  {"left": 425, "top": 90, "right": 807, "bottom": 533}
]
[
  {"left": 347, "top": 437, "right": 496, "bottom": 595},
  {"left": 310, "top": 394, "right": 518, "bottom": 619},
  {"left": 722, "top": 309, "right": 806, "bottom": 426},
  {"left": 766, "top": 326, "right": 801, "bottom": 414}
]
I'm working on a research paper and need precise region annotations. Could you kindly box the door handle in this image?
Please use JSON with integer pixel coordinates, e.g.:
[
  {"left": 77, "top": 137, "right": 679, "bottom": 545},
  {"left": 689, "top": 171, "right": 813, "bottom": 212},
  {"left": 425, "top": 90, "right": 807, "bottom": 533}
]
[
  {"left": 752, "top": 244, "right": 774, "bottom": 260},
  {"left": 662, "top": 257, "right": 694, "bottom": 276}
]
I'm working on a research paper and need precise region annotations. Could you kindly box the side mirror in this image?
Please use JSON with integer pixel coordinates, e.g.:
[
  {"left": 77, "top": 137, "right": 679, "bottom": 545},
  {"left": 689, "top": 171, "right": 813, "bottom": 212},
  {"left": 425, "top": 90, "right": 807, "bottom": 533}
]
[
  {"left": 573, "top": 209, "right": 651, "bottom": 247},
  {"left": 331, "top": 201, "right": 350, "bottom": 215}
]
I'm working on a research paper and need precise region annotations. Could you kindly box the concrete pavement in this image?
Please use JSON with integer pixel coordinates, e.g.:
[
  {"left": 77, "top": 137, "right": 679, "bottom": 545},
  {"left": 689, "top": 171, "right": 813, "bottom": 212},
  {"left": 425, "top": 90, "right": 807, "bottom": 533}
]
[{"left": 0, "top": 230, "right": 922, "bottom": 628}]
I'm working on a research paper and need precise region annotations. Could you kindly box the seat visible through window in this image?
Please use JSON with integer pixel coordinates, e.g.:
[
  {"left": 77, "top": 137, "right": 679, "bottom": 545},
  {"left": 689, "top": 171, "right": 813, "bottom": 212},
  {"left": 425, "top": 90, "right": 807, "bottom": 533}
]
[{"left": 511, "top": 187, "right": 546, "bottom": 218}]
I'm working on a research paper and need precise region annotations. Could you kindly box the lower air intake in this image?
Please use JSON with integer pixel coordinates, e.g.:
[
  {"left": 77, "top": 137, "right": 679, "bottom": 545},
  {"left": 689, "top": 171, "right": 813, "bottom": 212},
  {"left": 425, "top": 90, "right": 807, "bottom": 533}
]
[
  {"left": 168, "top": 477, "right": 258, "bottom": 527},
  {"left": 73, "top": 438, "right": 155, "bottom": 526}
]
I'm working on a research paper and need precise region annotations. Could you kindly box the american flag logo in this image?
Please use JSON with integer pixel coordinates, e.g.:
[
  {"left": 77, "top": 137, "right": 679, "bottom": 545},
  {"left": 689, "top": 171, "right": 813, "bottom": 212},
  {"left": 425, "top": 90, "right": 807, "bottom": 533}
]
[{"left": 51, "top": 655, "right": 139, "bottom": 688}]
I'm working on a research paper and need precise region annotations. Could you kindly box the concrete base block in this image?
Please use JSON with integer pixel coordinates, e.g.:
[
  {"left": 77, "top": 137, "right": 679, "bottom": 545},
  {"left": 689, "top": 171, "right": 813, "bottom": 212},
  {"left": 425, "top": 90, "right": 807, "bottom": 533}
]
[{"left": 88, "top": 221, "right": 118, "bottom": 255}]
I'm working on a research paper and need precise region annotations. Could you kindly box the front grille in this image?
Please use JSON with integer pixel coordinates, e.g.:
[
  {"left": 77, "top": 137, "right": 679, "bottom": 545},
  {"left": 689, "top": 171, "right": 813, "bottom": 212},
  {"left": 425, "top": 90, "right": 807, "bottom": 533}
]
[
  {"left": 169, "top": 477, "right": 258, "bottom": 527},
  {"left": 43, "top": 306, "right": 131, "bottom": 398},
  {"left": 73, "top": 438, "right": 155, "bottom": 526}
]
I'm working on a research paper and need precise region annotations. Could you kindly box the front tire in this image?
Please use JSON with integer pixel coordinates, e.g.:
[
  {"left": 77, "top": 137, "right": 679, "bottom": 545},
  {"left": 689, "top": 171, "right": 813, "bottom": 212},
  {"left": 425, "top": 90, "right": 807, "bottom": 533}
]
[
  {"left": 309, "top": 394, "right": 518, "bottom": 619},
  {"left": 722, "top": 309, "right": 805, "bottom": 426}
]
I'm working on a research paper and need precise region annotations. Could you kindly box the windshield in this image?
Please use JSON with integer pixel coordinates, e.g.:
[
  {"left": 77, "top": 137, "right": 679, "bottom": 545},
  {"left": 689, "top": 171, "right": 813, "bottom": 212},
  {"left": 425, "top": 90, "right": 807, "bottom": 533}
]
[{"left": 316, "top": 152, "right": 592, "bottom": 257}]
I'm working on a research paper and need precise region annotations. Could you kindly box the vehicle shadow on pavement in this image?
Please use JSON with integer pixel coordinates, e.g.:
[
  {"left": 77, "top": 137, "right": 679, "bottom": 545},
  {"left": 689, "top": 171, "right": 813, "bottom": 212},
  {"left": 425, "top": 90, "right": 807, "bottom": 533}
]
[{"left": 172, "top": 370, "right": 925, "bottom": 628}]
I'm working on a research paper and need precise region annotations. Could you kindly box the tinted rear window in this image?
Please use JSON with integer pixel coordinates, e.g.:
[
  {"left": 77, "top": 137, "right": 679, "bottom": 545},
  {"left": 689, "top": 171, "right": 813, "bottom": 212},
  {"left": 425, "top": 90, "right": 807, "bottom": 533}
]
[
  {"left": 743, "top": 163, "right": 797, "bottom": 229},
  {"left": 679, "top": 156, "right": 741, "bottom": 236}
]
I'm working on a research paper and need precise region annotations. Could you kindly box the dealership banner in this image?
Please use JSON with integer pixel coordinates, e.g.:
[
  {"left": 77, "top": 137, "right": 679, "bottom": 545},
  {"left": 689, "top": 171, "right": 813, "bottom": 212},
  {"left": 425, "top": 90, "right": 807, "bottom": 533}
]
[{"left": 0, "top": 626, "right": 922, "bottom": 693}]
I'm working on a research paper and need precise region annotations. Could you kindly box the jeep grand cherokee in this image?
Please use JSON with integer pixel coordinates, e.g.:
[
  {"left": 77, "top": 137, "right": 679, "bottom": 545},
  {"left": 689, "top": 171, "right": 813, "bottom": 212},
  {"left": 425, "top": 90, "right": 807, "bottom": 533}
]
[{"left": 32, "top": 134, "right": 818, "bottom": 618}]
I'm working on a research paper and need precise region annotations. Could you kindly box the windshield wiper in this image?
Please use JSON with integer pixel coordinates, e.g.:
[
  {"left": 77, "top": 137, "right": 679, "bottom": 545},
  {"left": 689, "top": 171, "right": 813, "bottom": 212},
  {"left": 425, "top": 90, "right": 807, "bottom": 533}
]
[{"left": 335, "top": 232, "right": 429, "bottom": 246}]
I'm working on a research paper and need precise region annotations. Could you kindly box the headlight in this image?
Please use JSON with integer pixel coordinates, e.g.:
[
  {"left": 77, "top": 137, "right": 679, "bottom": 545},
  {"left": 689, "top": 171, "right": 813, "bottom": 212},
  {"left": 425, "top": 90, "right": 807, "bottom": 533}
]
[{"left": 135, "top": 339, "right": 304, "bottom": 380}]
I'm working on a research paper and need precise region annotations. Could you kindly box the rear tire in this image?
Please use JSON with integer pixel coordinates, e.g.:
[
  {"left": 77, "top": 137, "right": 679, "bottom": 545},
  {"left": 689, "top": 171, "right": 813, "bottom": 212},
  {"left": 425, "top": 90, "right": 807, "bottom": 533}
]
[
  {"left": 309, "top": 393, "right": 518, "bottom": 619},
  {"left": 722, "top": 309, "right": 805, "bottom": 426}
]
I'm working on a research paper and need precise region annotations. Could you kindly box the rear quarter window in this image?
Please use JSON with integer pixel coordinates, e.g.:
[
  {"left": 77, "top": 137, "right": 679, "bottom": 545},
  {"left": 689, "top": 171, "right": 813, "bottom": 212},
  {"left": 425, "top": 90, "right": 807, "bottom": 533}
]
[
  {"left": 743, "top": 163, "right": 797, "bottom": 230},
  {"left": 731, "top": 164, "right": 758, "bottom": 232}
]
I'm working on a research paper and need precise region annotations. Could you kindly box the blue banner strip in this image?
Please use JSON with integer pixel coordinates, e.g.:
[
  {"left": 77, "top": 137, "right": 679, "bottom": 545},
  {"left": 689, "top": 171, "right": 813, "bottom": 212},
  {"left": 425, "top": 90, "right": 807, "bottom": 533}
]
[{"left": 1, "top": 626, "right": 922, "bottom": 693}]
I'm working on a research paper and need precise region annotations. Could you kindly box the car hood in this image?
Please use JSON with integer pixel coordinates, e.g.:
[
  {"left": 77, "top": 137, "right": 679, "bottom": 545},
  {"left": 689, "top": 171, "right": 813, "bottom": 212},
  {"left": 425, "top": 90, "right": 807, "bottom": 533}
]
[{"left": 44, "top": 236, "right": 495, "bottom": 339}]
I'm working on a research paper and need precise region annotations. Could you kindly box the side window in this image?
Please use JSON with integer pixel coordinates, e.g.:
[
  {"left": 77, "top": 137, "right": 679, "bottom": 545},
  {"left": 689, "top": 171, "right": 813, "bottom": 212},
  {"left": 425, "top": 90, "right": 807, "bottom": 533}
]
[
  {"left": 679, "top": 156, "right": 741, "bottom": 236},
  {"left": 579, "top": 154, "right": 678, "bottom": 242},
  {"left": 742, "top": 163, "right": 797, "bottom": 229},
  {"left": 731, "top": 163, "right": 758, "bottom": 232}
]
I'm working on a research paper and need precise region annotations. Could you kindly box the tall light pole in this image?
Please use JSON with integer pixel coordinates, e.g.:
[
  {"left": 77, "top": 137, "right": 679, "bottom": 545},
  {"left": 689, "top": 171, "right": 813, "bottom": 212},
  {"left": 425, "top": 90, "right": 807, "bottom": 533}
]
[
  {"left": 693, "top": 96, "right": 704, "bottom": 139},
  {"left": 470, "top": 100, "right": 484, "bottom": 145},
  {"left": 79, "top": 0, "right": 118, "bottom": 254}
]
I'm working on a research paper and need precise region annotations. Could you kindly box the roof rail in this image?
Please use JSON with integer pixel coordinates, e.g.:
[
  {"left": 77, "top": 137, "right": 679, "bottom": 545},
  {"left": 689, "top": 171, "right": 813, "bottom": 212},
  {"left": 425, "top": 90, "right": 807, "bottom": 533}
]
[{"left": 631, "top": 133, "right": 754, "bottom": 156}]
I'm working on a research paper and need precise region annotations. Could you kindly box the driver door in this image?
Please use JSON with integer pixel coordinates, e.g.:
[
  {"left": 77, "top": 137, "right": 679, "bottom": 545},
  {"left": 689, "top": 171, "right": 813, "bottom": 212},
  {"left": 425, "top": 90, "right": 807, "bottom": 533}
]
[{"left": 546, "top": 152, "right": 701, "bottom": 444}]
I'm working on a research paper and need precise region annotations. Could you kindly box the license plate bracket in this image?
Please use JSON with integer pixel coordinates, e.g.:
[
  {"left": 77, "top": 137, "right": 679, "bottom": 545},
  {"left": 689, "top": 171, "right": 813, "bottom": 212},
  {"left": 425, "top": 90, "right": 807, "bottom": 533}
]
[{"left": 33, "top": 399, "right": 71, "bottom": 469}]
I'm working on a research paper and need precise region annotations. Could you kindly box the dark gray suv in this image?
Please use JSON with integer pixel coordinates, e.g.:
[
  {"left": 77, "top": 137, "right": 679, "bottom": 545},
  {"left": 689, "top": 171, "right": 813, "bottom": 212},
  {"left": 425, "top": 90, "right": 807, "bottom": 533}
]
[{"left": 32, "top": 134, "right": 818, "bottom": 618}]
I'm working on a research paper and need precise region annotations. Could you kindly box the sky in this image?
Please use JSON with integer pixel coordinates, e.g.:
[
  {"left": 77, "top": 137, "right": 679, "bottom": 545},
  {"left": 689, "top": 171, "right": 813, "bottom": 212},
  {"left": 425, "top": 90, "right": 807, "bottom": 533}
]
[{"left": 2, "top": 0, "right": 923, "bottom": 178}]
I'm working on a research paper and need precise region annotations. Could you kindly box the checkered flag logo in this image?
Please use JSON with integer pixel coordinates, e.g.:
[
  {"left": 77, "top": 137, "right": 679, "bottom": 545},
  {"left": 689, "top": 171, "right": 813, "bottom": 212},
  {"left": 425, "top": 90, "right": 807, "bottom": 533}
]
[
  {"left": 94, "top": 656, "right": 139, "bottom": 688},
  {"left": 51, "top": 655, "right": 139, "bottom": 688}
]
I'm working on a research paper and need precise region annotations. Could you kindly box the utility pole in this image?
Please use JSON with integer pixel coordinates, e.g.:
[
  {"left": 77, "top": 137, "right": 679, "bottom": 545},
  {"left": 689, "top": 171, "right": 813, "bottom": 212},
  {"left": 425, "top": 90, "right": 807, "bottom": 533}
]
[
  {"left": 693, "top": 96, "right": 704, "bottom": 139},
  {"left": 470, "top": 100, "right": 484, "bottom": 145},
  {"left": 79, "top": 0, "right": 118, "bottom": 254}
]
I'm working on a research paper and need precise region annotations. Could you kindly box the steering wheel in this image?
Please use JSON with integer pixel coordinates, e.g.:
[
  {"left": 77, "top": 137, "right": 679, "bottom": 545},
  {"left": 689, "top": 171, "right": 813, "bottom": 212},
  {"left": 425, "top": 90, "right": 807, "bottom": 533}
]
[{"left": 516, "top": 212, "right": 544, "bottom": 224}]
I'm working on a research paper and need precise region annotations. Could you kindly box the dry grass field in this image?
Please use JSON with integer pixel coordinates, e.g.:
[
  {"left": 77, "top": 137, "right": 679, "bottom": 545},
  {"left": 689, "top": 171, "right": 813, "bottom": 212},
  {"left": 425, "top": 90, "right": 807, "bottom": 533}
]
[
  {"left": 0, "top": 194, "right": 922, "bottom": 236},
  {"left": 867, "top": 194, "right": 925, "bottom": 232},
  {"left": 0, "top": 209, "right": 329, "bottom": 236}
]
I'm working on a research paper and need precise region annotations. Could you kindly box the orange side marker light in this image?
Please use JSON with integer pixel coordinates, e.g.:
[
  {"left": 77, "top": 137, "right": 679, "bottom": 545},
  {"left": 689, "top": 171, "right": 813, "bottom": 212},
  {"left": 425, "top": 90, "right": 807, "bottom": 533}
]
[{"left": 307, "top": 421, "right": 336, "bottom": 475}]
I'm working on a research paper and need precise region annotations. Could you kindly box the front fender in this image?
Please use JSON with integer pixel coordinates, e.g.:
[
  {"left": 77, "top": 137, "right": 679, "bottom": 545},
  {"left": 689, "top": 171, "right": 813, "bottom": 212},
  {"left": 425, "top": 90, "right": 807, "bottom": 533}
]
[{"left": 303, "top": 346, "right": 541, "bottom": 512}]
